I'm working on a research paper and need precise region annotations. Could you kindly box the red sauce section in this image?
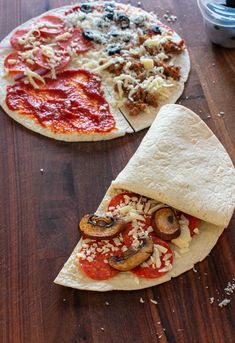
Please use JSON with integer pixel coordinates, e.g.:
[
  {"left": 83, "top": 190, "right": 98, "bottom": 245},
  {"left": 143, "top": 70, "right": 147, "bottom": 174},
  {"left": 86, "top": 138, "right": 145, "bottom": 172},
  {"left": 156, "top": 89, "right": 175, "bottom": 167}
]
[{"left": 6, "top": 70, "right": 116, "bottom": 134}]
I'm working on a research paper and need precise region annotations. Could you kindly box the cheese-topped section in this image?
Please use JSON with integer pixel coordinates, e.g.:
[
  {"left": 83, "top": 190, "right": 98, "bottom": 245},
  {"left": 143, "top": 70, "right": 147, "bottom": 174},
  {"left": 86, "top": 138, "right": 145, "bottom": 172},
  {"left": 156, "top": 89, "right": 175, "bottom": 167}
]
[
  {"left": 76, "top": 191, "right": 200, "bottom": 281},
  {"left": 62, "top": 2, "right": 185, "bottom": 115}
]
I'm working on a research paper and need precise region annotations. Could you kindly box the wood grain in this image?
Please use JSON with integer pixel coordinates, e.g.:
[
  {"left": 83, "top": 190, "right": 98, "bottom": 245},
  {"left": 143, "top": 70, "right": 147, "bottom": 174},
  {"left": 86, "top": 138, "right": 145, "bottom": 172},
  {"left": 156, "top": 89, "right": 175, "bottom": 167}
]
[{"left": 0, "top": 1, "right": 234, "bottom": 342}]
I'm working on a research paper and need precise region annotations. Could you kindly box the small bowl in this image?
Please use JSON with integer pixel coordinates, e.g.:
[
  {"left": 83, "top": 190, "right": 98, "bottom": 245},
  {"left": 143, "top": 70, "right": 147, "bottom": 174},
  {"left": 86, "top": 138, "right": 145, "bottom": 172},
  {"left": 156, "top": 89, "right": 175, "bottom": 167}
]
[{"left": 198, "top": 0, "right": 235, "bottom": 48}]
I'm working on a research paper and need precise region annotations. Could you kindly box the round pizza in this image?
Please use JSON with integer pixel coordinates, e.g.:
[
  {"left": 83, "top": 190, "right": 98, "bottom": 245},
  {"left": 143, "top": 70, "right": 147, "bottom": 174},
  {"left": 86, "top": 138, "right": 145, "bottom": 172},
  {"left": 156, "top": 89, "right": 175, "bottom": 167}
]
[{"left": 0, "top": 2, "right": 190, "bottom": 141}]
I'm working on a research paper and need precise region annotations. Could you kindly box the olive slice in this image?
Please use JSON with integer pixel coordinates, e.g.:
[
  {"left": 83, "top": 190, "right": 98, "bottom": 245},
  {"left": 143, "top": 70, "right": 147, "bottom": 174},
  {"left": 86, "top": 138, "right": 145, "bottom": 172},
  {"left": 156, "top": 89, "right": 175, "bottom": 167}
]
[
  {"left": 108, "top": 238, "right": 153, "bottom": 271},
  {"left": 79, "top": 214, "right": 126, "bottom": 239},
  {"left": 152, "top": 208, "right": 180, "bottom": 241}
]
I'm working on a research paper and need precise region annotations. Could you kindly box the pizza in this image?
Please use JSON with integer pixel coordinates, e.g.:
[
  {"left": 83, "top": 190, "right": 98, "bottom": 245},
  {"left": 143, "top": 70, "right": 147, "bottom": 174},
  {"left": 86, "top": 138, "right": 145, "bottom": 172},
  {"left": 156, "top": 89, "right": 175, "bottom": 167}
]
[
  {"left": 54, "top": 105, "right": 235, "bottom": 291},
  {"left": 0, "top": 2, "right": 190, "bottom": 141}
]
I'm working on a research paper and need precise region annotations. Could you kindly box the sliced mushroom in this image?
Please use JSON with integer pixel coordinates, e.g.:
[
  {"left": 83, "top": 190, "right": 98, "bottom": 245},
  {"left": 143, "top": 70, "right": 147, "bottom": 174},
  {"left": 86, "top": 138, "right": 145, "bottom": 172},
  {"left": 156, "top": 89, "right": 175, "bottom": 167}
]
[
  {"left": 152, "top": 207, "right": 180, "bottom": 241},
  {"left": 79, "top": 214, "right": 126, "bottom": 239},
  {"left": 108, "top": 238, "right": 153, "bottom": 271}
]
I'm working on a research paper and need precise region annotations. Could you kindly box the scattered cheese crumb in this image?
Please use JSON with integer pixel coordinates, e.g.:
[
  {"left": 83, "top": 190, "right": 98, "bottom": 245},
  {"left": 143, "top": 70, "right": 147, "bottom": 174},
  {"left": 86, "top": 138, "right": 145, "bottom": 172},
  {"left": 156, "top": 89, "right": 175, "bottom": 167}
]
[
  {"left": 139, "top": 297, "right": 145, "bottom": 303},
  {"left": 105, "top": 301, "right": 110, "bottom": 306},
  {"left": 209, "top": 297, "right": 214, "bottom": 304},
  {"left": 150, "top": 299, "right": 158, "bottom": 305},
  {"left": 40, "top": 168, "right": 44, "bottom": 173},
  {"left": 63, "top": 298, "right": 66, "bottom": 302},
  {"left": 218, "top": 298, "right": 231, "bottom": 307},
  {"left": 193, "top": 266, "right": 197, "bottom": 273},
  {"left": 100, "top": 327, "right": 105, "bottom": 332},
  {"left": 218, "top": 111, "right": 225, "bottom": 117},
  {"left": 224, "top": 280, "right": 235, "bottom": 295}
]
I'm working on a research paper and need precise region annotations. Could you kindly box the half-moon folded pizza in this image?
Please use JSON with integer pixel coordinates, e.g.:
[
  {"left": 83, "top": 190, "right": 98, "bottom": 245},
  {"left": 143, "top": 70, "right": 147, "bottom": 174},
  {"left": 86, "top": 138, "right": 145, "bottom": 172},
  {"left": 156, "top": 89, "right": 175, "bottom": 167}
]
[
  {"left": 55, "top": 104, "right": 235, "bottom": 291},
  {"left": 0, "top": 2, "right": 190, "bottom": 141}
]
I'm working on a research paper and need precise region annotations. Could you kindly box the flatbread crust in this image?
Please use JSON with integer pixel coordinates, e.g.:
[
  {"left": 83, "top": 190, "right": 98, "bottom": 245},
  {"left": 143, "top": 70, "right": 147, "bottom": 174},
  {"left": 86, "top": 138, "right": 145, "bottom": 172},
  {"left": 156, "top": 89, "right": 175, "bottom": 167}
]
[
  {"left": 0, "top": 3, "right": 190, "bottom": 141},
  {"left": 54, "top": 105, "right": 235, "bottom": 291}
]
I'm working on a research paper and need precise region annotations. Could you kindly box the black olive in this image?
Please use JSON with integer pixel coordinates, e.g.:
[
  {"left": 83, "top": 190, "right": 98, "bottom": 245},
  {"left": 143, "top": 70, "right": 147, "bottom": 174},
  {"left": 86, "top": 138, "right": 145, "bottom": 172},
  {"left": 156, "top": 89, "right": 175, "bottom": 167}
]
[
  {"left": 115, "top": 12, "right": 130, "bottom": 29},
  {"left": 107, "top": 44, "right": 121, "bottom": 55},
  {"left": 82, "top": 29, "right": 94, "bottom": 41},
  {"left": 152, "top": 25, "right": 161, "bottom": 34},
  {"left": 82, "top": 30, "right": 104, "bottom": 44},
  {"left": 103, "top": 12, "right": 114, "bottom": 21},
  {"left": 104, "top": 2, "right": 116, "bottom": 11},
  {"left": 110, "top": 31, "right": 119, "bottom": 37},
  {"left": 80, "top": 3, "right": 93, "bottom": 13}
]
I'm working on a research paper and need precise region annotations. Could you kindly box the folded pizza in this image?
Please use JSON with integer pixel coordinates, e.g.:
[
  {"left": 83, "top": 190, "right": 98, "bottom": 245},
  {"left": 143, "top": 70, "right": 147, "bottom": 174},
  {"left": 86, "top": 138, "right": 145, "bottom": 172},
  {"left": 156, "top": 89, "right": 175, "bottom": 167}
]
[{"left": 55, "top": 104, "right": 235, "bottom": 291}]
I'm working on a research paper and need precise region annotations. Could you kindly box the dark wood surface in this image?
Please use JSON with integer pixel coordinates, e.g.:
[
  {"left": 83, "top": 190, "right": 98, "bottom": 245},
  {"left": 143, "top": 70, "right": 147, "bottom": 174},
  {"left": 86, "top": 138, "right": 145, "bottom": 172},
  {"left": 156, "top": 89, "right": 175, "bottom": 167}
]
[{"left": 0, "top": 1, "right": 235, "bottom": 342}]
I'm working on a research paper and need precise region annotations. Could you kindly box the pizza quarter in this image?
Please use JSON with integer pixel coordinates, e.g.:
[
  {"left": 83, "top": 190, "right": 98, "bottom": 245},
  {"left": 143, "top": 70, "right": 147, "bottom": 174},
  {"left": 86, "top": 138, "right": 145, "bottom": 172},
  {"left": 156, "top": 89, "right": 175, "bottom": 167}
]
[{"left": 0, "top": 2, "right": 190, "bottom": 141}]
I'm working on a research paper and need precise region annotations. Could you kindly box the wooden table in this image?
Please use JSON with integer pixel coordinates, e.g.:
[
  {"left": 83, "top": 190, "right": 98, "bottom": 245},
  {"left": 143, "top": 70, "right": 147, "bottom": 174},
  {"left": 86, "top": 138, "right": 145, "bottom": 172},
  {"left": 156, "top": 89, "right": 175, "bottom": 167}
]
[{"left": 0, "top": 1, "right": 234, "bottom": 342}]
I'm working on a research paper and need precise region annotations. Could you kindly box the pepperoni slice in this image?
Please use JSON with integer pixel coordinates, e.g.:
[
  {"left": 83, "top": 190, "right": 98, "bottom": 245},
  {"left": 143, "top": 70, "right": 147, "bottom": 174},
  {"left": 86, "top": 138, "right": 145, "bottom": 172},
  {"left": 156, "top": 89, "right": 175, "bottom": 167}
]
[
  {"left": 10, "top": 28, "right": 32, "bottom": 51},
  {"left": 57, "top": 28, "right": 93, "bottom": 54},
  {"left": 37, "top": 15, "right": 65, "bottom": 36},
  {"left": 78, "top": 239, "right": 123, "bottom": 280},
  {"left": 108, "top": 191, "right": 138, "bottom": 210},
  {"left": 132, "top": 235, "right": 173, "bottom": 279},
  {"left": 4, "top": 51, "right": 36, "bottom": 74},
  {"left": 108, "top": 192, "right": 152, "bottom": 246},
  {"left": 33, "top": 46, "right": 70, "bottom": 71},
  {"left": 184, "top": 214, "right": 200, "bottom": 236},
  {"left": 121, "top": 215, "right": 152, "bottom": 247}
]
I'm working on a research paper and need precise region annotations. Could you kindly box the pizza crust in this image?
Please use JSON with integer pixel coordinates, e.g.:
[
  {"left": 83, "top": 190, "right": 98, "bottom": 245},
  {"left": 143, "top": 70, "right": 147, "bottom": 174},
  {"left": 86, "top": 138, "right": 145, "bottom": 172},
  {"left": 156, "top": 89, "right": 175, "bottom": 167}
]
[{"left": 0, "top": 3, "right": 190, "bottom": 141}]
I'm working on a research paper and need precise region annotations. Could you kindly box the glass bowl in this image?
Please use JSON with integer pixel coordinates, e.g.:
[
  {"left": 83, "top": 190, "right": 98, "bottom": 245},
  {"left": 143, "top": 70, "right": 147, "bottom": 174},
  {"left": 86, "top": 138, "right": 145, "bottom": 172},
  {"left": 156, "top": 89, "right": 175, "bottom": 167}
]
[{"left": 197, "top": 0, "right": 235, "bottom": 48}]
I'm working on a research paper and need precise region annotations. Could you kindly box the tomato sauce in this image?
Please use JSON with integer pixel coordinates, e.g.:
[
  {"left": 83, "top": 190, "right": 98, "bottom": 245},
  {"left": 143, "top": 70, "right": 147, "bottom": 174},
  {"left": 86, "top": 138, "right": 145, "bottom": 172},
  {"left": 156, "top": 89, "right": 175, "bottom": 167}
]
[{"left": 6, "top": 70, "right": 116, "bottom": 134}]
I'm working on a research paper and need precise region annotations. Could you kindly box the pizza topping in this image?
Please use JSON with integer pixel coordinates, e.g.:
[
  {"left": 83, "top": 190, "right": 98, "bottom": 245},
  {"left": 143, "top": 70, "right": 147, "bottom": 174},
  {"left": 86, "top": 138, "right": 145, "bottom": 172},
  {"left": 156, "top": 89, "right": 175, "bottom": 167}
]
[
  {"left": 6, "top": 69, "right": 116, "bottom": 133},
  {"left": 4, "top": 51, "right": 36, "bottom": 74},
  {"left": 77, "top": 190, "right": 200, "bottom": 280},
  {"left": 80, "top": 3, "right": 93, "bottom": 14},
  {"left": 23, "top": 69, "right": 46, "bottom": 89},
  {"left": 108, "top": 237, "right": 153, "bottom": 271},
  {"left": 36, "top": 15, "right": 65, "bottom": 36},
  {"left": 114, "top": 12, "right": 130, "bottom": 29},
  {"left": 79, "top": 214, "right": 127, "bottom": 239},
  {"left": 107, "top": 43, "right": 121, "bottom": 55},
  {"left": 33, "top": 46, "right": 71, "bottom": 72},
  {"left": 10, "top": 28, "right": 41, "bottom": 51},
  {"left": 78, "top": 239, "right": 120, "bottom": 280},
  {"left": 104, "top": 2, "right": 116, "bottom": 12},
  {"left": 133, "top": 237, "right": 173, "bottom": 278},
  {"left": 152, "top": 207, "right": 181, "bottom": 241},
  {"left": 82, "top": 29, "right": 105, "bottom": 44},
  {"left": 184, "top": 214, "right": 200, "bottom": 236},
  {"left": 57, "top": 28, "right": 92, "bottom": 53},
  {"left": 151, "top": 25, "right": 162, "bottom": 34},
  {"left": 171, "top": 215, "right": 192, "bottom": 253}
]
